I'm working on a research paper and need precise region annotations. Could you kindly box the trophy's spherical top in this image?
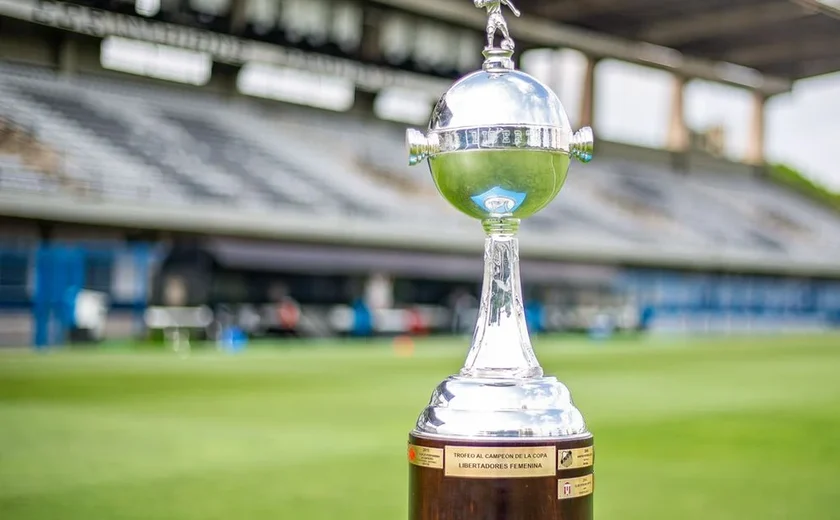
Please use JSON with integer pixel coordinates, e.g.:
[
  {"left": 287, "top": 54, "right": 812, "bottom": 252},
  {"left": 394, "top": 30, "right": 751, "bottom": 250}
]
[{"left": 407, "top": 51, "right": 593, "bottom": 221}]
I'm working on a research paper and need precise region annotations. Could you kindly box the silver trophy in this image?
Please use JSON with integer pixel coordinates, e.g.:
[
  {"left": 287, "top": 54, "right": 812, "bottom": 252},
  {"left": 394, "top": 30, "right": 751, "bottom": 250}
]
[{"left": 406, "top": 3, "right": 595, "bottom": 520}]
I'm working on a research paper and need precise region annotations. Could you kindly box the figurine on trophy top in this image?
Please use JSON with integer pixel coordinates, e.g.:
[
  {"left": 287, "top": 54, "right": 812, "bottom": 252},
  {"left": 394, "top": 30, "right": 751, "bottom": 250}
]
[{"left": 475, "top": 0, "right": 521, "bottom": 51}]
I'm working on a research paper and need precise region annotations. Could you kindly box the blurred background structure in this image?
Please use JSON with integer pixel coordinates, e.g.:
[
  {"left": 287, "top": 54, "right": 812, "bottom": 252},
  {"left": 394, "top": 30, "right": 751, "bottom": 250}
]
[
  {"left": 1, "top": 0, "right": 839, "bottom": 348},
  {"left": 2, "top": 4, "right": 840, "bottom": 520}
]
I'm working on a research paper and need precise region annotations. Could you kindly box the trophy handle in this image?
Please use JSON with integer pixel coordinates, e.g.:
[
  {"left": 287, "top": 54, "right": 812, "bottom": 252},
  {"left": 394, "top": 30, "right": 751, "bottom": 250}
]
[
  {"left": 406, "top": 129, "right": 439, "bottom": 166},
  {"left": 570, "top": 127, "right": 594, "bottom": 163}
]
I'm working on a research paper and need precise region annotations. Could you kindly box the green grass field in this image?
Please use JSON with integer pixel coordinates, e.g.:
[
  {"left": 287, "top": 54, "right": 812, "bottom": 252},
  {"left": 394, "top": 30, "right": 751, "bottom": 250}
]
[{"left": 1, "top": 334, "right": 839, "bottom": 520}]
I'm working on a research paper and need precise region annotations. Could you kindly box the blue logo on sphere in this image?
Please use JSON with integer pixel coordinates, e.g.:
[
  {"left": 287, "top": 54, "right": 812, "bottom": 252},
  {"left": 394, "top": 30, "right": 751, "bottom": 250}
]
[{"left": 471, "top": 186, "right": 527, "bottom": 214}]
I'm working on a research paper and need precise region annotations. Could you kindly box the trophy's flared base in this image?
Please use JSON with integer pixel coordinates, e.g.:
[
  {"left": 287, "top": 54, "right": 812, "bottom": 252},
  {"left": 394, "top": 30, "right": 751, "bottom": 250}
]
[{"left": 408, "top": 433, "right": 594, "bottom": 520}]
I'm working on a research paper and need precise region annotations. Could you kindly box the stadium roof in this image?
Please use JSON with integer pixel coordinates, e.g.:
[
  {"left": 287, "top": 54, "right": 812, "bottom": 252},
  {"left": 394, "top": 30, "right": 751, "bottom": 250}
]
[
  {"left": 375, "top": 0, "right": 840, "bottom": 93},
  {"left": 520, "top": 0, "right": 840, "bottom": 80}
]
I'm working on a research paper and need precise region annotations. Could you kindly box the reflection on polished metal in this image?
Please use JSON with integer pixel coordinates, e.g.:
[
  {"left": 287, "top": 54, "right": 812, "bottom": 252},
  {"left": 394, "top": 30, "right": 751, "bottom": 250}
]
[{"left": 406, "top": 2, "right": 595, "bottom": 520}]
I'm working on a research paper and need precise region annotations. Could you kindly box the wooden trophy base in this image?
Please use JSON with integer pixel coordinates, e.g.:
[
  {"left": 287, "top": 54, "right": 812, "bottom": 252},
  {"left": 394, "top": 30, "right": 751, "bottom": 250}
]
[{"left": 408, "top": 433, "right": 594, "bottom": 520}]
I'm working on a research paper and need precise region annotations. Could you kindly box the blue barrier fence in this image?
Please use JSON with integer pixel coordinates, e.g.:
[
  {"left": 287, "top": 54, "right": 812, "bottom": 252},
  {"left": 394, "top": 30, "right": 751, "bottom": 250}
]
[
  {"left": 2, "top": 241, "right": 838, "bottom": 346},
  {"left": 0, "top": 242, "right": 155, "bottom": 348},
  {"left": 617, "top": 269, "right": 840, "bottom": 332}
]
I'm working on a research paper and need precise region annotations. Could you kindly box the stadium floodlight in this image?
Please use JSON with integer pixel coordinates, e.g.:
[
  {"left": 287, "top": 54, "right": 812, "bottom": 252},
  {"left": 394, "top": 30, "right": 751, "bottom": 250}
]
[
  {"left": 374, "top": 88, "right": 435, "bottom": 125},
  {"left": 135, "top": 0, "right": 160, "bottom": 17},
  {"left": 236, "top": 63, "right": 355, "bottom": 112},
  {"left": 101, "top": 36, "right": 212, "bottom": 86},
  {"left": 404, "top": 2, "right": 595, "bottom": 520}
]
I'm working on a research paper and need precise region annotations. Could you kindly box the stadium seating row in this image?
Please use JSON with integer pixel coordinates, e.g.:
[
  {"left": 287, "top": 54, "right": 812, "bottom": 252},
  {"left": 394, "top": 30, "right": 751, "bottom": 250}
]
[{"left": 1, "top": 61, "right": 839, "bottom": 265}]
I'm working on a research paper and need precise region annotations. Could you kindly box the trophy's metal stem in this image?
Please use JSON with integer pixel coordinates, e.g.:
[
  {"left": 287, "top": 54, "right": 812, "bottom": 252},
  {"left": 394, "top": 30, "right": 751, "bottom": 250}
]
[{"left": 460, "top": 217, "right": 543, "bottom": 379}]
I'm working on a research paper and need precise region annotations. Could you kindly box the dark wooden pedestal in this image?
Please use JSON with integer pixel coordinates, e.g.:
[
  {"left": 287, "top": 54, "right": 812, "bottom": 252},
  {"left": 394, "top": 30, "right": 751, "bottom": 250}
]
[{"left": 408, "top": 433, "right": 594, "bottom": 520}]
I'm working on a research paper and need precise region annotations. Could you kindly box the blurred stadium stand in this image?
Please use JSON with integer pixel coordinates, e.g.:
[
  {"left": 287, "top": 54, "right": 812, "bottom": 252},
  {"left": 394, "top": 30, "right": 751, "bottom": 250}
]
[{"left": 1, "top": 0, "right": 839, "bottom": 346}]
